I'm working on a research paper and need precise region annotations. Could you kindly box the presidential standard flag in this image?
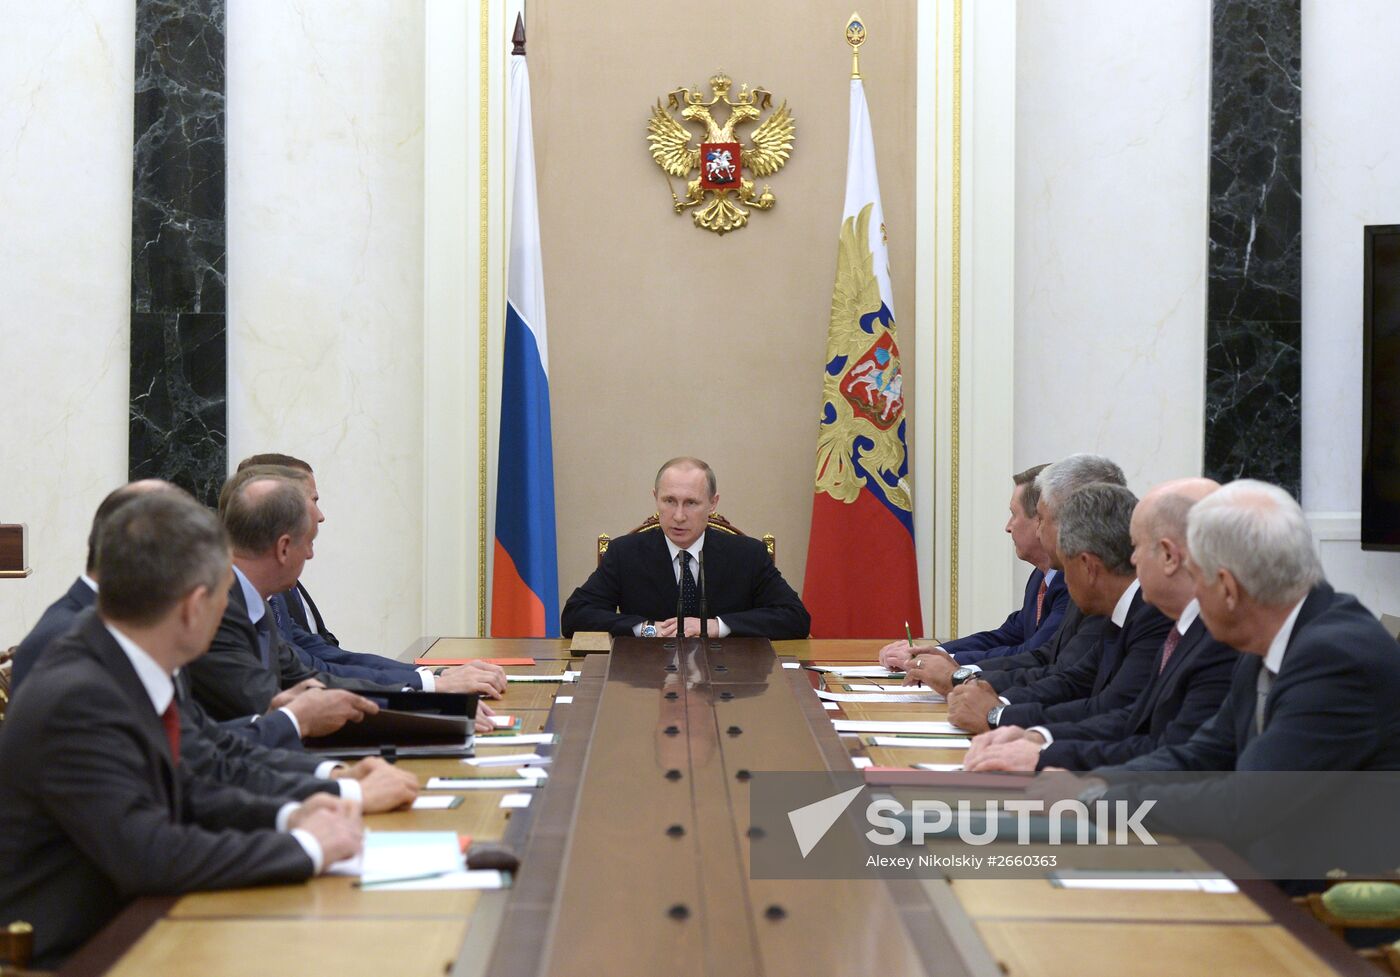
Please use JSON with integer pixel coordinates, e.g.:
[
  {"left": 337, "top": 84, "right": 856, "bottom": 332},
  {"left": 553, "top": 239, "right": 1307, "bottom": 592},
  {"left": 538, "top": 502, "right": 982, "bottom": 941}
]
[
  {"left": 491, "top": 35, "right": 559, "bottom": 637},
  {"left": 802, "top": 72, "right": 922, "bottom": 638}
]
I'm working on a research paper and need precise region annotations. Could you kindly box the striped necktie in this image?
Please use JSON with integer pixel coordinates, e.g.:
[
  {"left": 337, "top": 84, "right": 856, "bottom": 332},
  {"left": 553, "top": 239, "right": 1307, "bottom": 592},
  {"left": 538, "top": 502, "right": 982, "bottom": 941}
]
[
  {"left": 1157, "top": 626, "right": 1183, "bottom": 675},
  {"left": 1035, "top": 577, "right": 1048, "bottom": 627}
]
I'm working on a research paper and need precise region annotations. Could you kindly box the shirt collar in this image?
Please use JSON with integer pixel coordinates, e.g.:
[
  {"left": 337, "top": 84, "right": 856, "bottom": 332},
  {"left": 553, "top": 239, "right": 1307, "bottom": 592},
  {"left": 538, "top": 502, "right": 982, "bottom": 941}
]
[
  {"left": 1043, "top": 568, "right": 1058, "bottom": 585},
  {"left": 232, "top": 565, "right": 265, "bottom": 626},
  {"left": 1175, "top": 597, "right": 1201, "bottom": 633},
  {"left": 1110, "top": 578, "right": 1141, "bottom": 628},
  {"left": 664, "top": 531, "right": 707, "bottom": 565},
  {"left": 80, "top": 574, "right": 98, "bottom": 593},
  {"left": 1262, "top": 595, "right": 1308, "bottom": 675},
  {"left": 103, "top": 621, "right": 175, "bottom": 715}
]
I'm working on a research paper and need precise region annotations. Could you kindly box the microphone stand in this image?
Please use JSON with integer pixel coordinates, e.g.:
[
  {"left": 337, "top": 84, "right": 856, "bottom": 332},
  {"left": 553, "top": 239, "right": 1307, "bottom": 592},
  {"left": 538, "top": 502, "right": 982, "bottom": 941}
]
[
  {"left": 697, "top": 534, "right": 711, "bottom": 649},
  {"left": 668, "top": 546, "right": 685, "bottom": 652}
]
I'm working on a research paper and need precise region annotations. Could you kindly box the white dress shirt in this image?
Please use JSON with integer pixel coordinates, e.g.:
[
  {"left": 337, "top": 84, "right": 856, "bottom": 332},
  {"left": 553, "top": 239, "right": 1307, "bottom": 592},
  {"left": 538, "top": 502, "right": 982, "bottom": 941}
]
[{"left": 630, "top": 533, "right": 732, "bottom": 637}]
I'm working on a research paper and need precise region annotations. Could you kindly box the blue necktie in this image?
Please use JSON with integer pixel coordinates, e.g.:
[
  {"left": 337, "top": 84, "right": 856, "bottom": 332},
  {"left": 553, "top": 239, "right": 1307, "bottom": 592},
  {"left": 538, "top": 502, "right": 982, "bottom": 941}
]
[{"left": 679, "top": 551, "right": 700, "bottom": 620}]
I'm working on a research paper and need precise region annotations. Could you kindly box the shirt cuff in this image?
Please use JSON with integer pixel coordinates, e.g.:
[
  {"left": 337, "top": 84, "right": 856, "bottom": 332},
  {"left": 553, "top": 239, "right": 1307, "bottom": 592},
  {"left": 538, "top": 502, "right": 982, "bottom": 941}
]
[
  {"left": 314, "top": 760, "right": 345, "bottom": 780},
  {"left": 275, "top": 706, "right": 302, "bottom": 738},
  {"left": 416, "top": 668, "right": 436, "bottom": 692},
  {"left": 276, "top": 801, "right": 300, "bottom": 833},
  {"left": 714, "top": 618, "right": 732, "bottom": 638},
  {"left": 1028, "top": 726, "right": 1054, "bottom": 747},
  {"left": 999, "top": 696, "right": 1010, "bottom": 706},
  {"left": 336, "top": 778, "right": 363, "bottom": 804},
  {"left": 964, "top": 663, "right": 982, "bottom": 673},
  {"left": 290, "top": 828, "right": 324, "bottom": 874},
  {"left": 632, "top": 622, "right": 645, "bottom": 637}
]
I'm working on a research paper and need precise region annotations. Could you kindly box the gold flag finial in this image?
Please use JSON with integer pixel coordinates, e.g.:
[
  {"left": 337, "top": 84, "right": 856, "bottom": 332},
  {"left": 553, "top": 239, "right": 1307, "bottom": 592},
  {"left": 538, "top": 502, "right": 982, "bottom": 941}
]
[{"left": 845, "top": 13, "right": 867, "bottom": 79}]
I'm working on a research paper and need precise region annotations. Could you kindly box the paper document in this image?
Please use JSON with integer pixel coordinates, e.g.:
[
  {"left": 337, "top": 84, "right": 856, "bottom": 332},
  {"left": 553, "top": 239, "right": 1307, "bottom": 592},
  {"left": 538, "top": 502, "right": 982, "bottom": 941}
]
[
  {"left": 832, "top": 719, "right": 967, "bottom": 735},
  {"left": 427, "top": 777, "right": 540, "bottom": 790},
  {"left": 850, "top": 757, "right": 874, "bottom": 769},
  {"left": 463, "top": 752, "right": 544, "bottom": 767},
  {"left": 555, "top": 696, "right": 574, "bottom": 704},
  {"left": 507, "top": 672, "right": 580, "bottom": 683},
  {"left": 822, "top": 702, "right": 840, "bottom": 711},
  {"left": 915, "top": 763, "right": 965, "bottom": 772},
  {"left": 870, "top": 735, "right": 972, "bottom": 749},
  {"left": 499, "top": 793, "right": 533, "bottom": 810},
  {"left": 1051, "top": 874, "right": 1238, "bottom": 893},
  {"left": 781, "top": 661, "right": 802, "bottom": 669},
  {"left": 807, "top": 666, "right": 904, "bottom": 678},
  {"left": 410, "top": 795, "right": 462, "bottom": 810},
  {"left": 343, "top": 831, "right": 461, "bottom": 888},
  {"left": 360, "top": 869, "right": 506, "bottom": 892},
  {"left": 517, "top": 767, "right": 549, "bottom": 781},
  {"left": 815, "top": 689, "right": 944, "bottom": 704},
  {"left": 848, "top": 683, "right": 928, "bottom": 693}
]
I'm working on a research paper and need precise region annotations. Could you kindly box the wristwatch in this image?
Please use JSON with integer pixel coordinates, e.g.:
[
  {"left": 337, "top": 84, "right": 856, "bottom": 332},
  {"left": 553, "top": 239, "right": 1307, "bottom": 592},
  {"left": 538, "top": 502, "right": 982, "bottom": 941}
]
[
  {"left": 986, "top": 705, "right": 1006, "bottom": 728},
  {"left": 640, "top": 621, "right": 658, "bottom": 638},
  {"left": 950, "top": 666, "right": 978, "bottom": 687}
]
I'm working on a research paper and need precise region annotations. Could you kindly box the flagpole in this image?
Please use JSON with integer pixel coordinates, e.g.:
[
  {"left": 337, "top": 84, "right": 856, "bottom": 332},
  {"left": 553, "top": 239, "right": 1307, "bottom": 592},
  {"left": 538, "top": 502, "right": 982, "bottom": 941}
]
[{"left": 845, "top": 12, "right": 866, "bottom": 80}]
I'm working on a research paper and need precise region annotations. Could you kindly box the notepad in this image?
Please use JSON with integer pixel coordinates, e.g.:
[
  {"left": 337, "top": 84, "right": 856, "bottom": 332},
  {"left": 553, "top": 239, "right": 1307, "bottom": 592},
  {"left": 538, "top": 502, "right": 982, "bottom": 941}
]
[
  {"left": 870, "top": 735, "right": 973, "bottom": 749},
  {"left": 832, "top": 719, "right": 967, "bottom": 735},
  {"left": 808, "top": 666, "right": 905, "bottom": 678},
  {"left": 475, "top": 732, "right": 556, "bottom": 746},
  {"left": 463, "top": 752, "right": 545, "bottom": 767}
]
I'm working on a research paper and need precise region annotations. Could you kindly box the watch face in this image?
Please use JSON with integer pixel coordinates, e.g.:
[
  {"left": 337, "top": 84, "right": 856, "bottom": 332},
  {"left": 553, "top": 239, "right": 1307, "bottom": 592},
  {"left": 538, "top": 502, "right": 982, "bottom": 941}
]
[{"left": 641, "top": 624, "right": 657, "bottom": 638}]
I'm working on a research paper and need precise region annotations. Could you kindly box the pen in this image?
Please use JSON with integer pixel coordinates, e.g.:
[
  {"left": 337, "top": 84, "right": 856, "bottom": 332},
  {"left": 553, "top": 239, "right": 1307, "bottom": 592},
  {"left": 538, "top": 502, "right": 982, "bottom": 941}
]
[{"left": 904, "top": 621, "right": 914, "bottom": 647}]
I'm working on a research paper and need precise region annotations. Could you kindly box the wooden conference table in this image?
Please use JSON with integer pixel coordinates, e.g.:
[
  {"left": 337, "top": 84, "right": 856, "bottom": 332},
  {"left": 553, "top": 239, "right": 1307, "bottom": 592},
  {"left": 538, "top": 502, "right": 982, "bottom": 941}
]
[{"left": 57, "top": 638, "right": 1371, "bottom": 977}]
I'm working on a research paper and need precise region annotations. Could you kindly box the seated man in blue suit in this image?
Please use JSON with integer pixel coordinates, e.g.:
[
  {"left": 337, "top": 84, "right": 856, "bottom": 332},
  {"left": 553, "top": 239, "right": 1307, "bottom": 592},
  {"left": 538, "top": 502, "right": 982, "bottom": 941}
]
[
  {"left": 963, "top": 477, "right": 1239, "bottom": 771},
  {"left": 225, "top": 454, "right": 508, "bottom": 699},
  {"left": 878, "top": 464, "right": 1068, "bottom": 672},
  {"left": 1064, "top": 481, "right": 1400, "bottom": 877}
]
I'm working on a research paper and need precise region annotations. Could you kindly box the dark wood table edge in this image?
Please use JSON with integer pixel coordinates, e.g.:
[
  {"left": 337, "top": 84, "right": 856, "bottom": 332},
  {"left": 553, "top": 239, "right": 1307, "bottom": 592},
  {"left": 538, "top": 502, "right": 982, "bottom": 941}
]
[{"left": 55, "top": 895, "right": 178, "bottom": 977}]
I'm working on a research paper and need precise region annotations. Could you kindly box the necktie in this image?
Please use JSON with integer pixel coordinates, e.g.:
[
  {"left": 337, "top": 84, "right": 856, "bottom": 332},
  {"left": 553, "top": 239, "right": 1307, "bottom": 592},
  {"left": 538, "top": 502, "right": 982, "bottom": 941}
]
[
  {"left": 161, "top": 700, "right": 181, "bottom": 765},
  {"left": 1157, "top": 626, "right": 1183, "bottom": 675},
  {"left": 1254, "top": 664, "right": 1274, "bottom": 735},
  {"left": 1035, "top": 577, "right": 1048, "bottom": 627},
  {"left": 679, "top": 550, "right": 700, "bottom": 620}
]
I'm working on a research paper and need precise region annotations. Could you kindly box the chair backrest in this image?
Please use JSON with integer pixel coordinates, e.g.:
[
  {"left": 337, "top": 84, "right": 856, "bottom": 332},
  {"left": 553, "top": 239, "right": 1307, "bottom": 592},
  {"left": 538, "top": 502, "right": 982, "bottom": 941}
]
[
  {"left": 0, "top": 920, "right": 33, "bottom": 971},
  {"left": 1380, "top": 613, "right": 1400, "bottom": 643},
  {"left": 0, "top": 648, "right": 15, "bottom": 729},
  {"left": 598, "top": 513, "right": 775, "bottom": 566}
]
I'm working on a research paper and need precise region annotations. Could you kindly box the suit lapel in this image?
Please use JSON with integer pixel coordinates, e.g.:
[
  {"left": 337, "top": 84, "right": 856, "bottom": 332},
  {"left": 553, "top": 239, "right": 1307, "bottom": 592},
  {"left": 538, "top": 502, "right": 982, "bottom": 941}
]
[
  {"left": 645, "top": 530, "right": 680, "bottom": 613},
  {"left": 1128, "top": 617, "right": 1206, "bottom": 729},
  {"left": 67, "top": 577, "right": 96, "bottom": 610}
]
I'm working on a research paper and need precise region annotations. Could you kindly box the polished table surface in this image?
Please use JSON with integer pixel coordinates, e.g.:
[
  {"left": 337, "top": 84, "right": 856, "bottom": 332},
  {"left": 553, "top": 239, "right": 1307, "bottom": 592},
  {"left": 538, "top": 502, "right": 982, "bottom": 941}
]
[{"left": 61, "top": 638, "right": 1371, "bottom": 977}]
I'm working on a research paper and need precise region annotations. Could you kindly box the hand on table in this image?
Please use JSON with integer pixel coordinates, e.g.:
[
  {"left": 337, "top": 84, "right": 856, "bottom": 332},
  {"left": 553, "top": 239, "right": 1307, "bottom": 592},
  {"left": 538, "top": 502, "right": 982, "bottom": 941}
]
[
  {"left": 348, "top": 758, "right": 420, "bottom": 812},
  {"left": 436, "top": 660, "right": 507, "bottom": 697},
  {"left": 946, "top": 679, "right": 1002, "bottom": 734},
  {"left": 878, "top": 640, "right": 937, "bottom": 671},
  {"left": 902, "top": 648, "right": 958, "bottom": 694},
  {"left": 474, "top": 701, "right": 498, "bottom": 736},
  {"left": 963, "top": 737, "right": 1043, "bottom": 772},
  {"left": 963, "top": 726, "right": 1029, "bottom": 765},
  {"left": 290, "top": 795, "right": 363, "bottom": 870},
  {"left": 284, "top": 689, "right": 379, "bottom": 738},
  {"left": 270, "top": 677, "right": 325, "bottom": 711}
]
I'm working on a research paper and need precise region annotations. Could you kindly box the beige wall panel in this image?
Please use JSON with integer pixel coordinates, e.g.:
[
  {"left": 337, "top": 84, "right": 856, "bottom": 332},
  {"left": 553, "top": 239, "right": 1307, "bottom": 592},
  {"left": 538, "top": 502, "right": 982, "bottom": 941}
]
[{"left": 532, "top": 0, "right": 918, "bottom": 610}]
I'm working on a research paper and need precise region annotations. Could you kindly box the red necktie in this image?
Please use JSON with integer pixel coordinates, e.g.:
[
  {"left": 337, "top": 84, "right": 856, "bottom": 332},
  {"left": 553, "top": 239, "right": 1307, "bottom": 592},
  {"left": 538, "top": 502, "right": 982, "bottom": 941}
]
[
  {"left": 1157, "top": 627, "right": 1183, "bottom": 675},
  {"left": 161, "top": 700, "right": 181, "bottom": 766},
  {"left": 1035, "top": 577, "right": 1048, "bottom": 627}
]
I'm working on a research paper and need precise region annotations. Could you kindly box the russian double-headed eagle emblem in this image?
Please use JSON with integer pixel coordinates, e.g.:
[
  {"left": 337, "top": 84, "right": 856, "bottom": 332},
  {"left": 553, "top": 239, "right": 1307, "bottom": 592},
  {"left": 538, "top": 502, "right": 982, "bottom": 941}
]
[{"left": 647, "top": 72, "right": 795, "bottom": 234}]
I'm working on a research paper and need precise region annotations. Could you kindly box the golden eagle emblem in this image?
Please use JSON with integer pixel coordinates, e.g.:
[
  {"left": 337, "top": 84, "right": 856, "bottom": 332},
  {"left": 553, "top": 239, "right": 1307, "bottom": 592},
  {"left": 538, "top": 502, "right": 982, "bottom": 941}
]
[{"left": 647, "top": 72, "right": 795, "bottom": 235}]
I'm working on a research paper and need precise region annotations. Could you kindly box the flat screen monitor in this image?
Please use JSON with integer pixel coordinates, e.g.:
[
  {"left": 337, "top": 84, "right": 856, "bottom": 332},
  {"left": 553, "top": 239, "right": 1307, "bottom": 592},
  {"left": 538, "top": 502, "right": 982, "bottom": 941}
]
[{"left": 1363, "top": 224, "right": 1400, "bottom": 550}]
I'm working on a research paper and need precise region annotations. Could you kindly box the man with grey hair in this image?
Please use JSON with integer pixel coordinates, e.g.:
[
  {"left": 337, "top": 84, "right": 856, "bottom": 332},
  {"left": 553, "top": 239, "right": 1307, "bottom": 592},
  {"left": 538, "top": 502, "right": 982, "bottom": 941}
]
[
  {"left": 946, "top": 483, "right": 1172, "bottom": 734},
  {"left": 904, "top": 454, "right": 1126, "bottom": 696},
  {"left": 1073, "top": 480, "right": 1400, "bottom": 869},
  {"left": 0, "top": 493, "right": 363, "bottom": 966},
  {"left": 561, "top": 456, "right": 810, "bottom": 639}
]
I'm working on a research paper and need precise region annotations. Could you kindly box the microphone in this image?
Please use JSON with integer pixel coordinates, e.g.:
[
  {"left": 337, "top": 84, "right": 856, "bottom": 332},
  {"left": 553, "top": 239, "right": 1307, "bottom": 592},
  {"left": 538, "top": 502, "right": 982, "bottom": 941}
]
[
  {"left": 697, "top": 535, "right": 711, "bottom": 647},
  {"left": 673, "top": 544, "right": 686, "bottom": 651}
]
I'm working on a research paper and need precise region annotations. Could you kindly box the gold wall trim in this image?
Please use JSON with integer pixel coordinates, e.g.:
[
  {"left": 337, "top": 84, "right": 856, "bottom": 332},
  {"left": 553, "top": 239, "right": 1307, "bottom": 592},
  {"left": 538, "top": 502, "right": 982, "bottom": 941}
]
[
  {"left": 477, "top": 0, "right": 491, "bottom": 634},
  {"left": 948, "top": 0, "right": 962, "bottom": 637}
]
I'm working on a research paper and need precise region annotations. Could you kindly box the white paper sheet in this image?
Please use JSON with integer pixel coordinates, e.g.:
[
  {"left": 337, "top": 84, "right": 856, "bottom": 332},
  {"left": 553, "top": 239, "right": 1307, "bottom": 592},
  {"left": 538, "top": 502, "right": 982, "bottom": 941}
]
[
  {"left": 914, "top": 763, "right": 966, "bottom": 772},
  {"left": 410, "top": 795, "right": 461, "bottom": 810},
  {"left": 822, "top": 702, "right": 840, "bottom": 711},
  {"left": 1052, "top": 876, "right": 1239, "bottom": 893},
  {"left": 807, "top": 666, "right": 904, "bottom": 678},
  {"left": 832, "top": 719, "right": 967, "bottom": 735},
  {"left": 473, "top": 733, "right": 556, "bottom": 747},
  {"left": 555, "top": 696, "right": 575, "bottom": 704},
  {"left": 507, "top": 673, "right": 578, "bottom": 683},
  {"left": 463, "top": 752, "right": 544, "bottom": 767},
  {"left": 815, "top": 688, "right": 945, "bottom": 703},
  {"left": 499, "top": 793, "right": 533, "bottom": 810},
  {"left": 426, "top": 777, "right": 540, "bottom": 790},
  {"left": 850, "top": 757, "right": 874, "bottom": 769},
  {"left": 781, "top": 661, "right": 802, "bottom": 669},
  {"left": 847, "top": 683, "right": 927, "bottom": 693}
]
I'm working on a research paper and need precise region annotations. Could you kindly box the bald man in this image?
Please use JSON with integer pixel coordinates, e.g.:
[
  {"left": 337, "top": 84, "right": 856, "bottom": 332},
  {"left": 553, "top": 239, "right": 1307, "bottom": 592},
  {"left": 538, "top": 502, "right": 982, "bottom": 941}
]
[{"left": 965, "top": 478, "right": 1240, "bottom": 771}]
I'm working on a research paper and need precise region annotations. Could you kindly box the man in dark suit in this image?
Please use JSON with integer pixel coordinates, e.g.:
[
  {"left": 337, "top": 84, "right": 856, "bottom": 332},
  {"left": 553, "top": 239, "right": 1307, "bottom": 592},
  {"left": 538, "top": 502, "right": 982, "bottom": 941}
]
[
  {"left": 945, "top": 483, "right": 1173, "bottom": 733},
  {"left": 904, "top": 453, "right": 1126, "bottom": 695},
  {"left": 560, "top": 457, "right": 810, "bottom": 639},
  {"left": 878, "top": 464, "right": 1069, "bottom": 671},
  {"left": 1066, "top": 481, "right": 1400, "bottom": 874},
  {"left": 964, "top": 477, "right": 1239, "bottom": 771},
  {"left": 0, "top": 493, "right": 362, "bottom": 967}
]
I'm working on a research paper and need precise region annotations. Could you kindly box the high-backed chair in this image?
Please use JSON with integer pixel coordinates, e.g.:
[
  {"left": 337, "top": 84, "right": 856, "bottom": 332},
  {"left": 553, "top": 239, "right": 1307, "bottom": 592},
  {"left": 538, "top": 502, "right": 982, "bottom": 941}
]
[
  {"left": 0, "top": 648, "right": 15, "bottom": 728},
  {"left": 1295, "top": 881, "right": 1400, "bottom": 938},
  {"left": 597, "top": 513, "right": 775, "bottom": 566},
  {"left": 0, "top": 921, "right": 33, "bottom": 973}
]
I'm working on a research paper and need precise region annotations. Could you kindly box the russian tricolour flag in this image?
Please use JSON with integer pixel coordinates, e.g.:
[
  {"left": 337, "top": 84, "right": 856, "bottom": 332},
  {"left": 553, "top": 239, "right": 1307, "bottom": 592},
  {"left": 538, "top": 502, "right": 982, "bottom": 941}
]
[
  {"left": 802, "top": 73, "right": 922, "bottom": 637},
  {"left": 491, "top": 42, "right": 559, "bottom": 637}
]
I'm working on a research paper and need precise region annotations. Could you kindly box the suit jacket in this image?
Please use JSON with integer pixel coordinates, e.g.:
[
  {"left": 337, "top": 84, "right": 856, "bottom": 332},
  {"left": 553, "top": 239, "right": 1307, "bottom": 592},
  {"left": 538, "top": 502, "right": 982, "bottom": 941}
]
[
  {"left": 998, "top": 588, "right": 1173, "bottom": 726},
  {"left": 560, "top": 529, "right": 810, "bottom": 639},
  {"left": 1101, "top": 585, "right": 1400, "bottom": 873},
  {"left": 1037, "top": 616, "right": 1239, "bottom": 770},
  {"left": 0, "top": 612, "right": 314, "bottom": 967},
  {"left": 281, "top": 581, "right": 339, "bottom": 646},
  {"left": 14, "top": 584, "right": 302, "bottom": 751},
  {"left": 977, "top": 603, "right": 1108, "bottom": 690},
  {"left": 13, "top": 577, "right": 93, "bottom": 687},
  {"left": 268, "top": 593, "right": 424, "bottom": 688},
  {"left": 185, "top": 580, "right": 403, "bottom": 722},
  {"left": 945, "top": 570, "right": 1070, "bottom": 665}
]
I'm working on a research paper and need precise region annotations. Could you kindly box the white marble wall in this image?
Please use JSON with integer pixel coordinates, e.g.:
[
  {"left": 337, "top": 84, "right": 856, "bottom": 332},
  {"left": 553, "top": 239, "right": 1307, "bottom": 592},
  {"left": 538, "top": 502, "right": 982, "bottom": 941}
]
[
  {"left": 0, "top": 0, "right": 134, "bottom": 644},
  {"left": 1300, "top": 0, "right": 1400, "bottom": 614},
  {"left": 1013, "top": 0, "right": 1210, "bottom": 495},
  {"left": 226, "top": 0, "right": 427, "bottom": 653}
]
